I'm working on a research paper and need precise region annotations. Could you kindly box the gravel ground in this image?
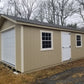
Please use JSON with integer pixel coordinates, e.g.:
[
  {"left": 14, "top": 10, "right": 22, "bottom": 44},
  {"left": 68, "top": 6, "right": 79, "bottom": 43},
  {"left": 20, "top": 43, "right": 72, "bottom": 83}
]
[{"left": 37, "top": 67, "right": 84, "bottom": 84}]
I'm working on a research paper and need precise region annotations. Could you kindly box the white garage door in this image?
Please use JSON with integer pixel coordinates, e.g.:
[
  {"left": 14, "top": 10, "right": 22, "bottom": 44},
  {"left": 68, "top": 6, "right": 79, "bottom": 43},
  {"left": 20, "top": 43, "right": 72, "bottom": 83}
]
[{"left": 1, "top": 29, "right": 16, "bottom": 67}]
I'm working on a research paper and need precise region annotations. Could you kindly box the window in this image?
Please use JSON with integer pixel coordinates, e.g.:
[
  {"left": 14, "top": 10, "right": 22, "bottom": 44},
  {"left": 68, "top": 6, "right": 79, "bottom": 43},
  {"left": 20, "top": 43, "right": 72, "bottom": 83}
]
[
  {"left": 76, "top": 35, "right": 82, "bottom": 47},
  {"left": 41, "top": 31, "right": 53, "bottom": 50}
]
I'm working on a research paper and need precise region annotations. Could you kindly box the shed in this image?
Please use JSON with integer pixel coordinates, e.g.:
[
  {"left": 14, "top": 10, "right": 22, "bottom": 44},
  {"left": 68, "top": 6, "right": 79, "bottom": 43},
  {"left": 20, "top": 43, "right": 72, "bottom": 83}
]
[{"left": 0, "top": 15, "right": 84, "bottom": 73}]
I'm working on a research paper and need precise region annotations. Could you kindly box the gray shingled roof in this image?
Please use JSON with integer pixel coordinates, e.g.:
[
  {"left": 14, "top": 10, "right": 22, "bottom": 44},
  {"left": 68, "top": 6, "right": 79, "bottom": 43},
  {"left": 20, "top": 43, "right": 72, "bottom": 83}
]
[{"left": 1, "top": 14, "right": 84, "bottom": 32}]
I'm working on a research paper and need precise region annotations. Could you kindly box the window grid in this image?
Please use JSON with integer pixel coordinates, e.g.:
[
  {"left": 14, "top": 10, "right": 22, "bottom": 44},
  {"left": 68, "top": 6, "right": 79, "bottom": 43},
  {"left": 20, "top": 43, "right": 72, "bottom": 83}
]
[
  {"left": 41, "top": 32, "right": 53, "bottom": 50},
  {"left": 76, "top": 35, "right": 82, "bottom": 47}
]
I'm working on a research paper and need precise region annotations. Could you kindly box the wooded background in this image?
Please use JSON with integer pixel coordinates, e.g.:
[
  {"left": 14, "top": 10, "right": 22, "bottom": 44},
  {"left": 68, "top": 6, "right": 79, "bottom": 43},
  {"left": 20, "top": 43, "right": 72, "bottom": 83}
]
[{"left": 0, "top": 0, "right": 84, "bottom": 28}]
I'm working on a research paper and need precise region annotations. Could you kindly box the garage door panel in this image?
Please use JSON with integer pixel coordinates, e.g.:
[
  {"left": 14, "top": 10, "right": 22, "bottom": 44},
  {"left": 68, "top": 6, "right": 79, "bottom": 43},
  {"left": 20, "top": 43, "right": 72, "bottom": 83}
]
[{"left": 1, "top": 29, "right": 16, "bottom": 66}]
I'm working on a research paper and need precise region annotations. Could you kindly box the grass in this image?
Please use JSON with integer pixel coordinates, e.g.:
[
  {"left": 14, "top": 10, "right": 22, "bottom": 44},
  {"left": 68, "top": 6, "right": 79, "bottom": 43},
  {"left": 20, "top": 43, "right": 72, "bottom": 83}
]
[
  {"left": 72, "top": 73, "right": 84, "bottom": 78},
  {"left": 0, "top": 59, "right": 84, "bottom": 84}
]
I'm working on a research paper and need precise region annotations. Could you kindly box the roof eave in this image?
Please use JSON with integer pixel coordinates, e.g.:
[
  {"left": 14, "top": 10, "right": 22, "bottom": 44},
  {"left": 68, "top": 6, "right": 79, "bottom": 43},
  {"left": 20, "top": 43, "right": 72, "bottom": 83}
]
[
  {"left": 0, "top": 15, "right": 84, "bottom": 34},
  {"left": 1, "top": 15, "right": 17, "bottom": 24},
  {"left": 17, "top": 21, "right": 84, "bottom": 34}
]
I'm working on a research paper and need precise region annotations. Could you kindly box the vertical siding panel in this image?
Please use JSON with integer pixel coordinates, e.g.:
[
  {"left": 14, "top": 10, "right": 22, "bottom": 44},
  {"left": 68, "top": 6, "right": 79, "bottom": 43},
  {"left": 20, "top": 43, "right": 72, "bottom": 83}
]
[
  {"left": 24, "top": 27, "right": 31, "bottom": 71},
  {"left": 1, "top": 20, "right": 15, "bottom": 30},
  {"left": 71, "top": 33, "right": 84, "bottom": 60},
  {"left": 24, "top": 26, "right": 61, "bottom": 72},
  {"left": 15, "top": 25, "right": 21, "bottom": 71},
  {"left": 0, "top": 20, "right": 22, "bottom": 71}
]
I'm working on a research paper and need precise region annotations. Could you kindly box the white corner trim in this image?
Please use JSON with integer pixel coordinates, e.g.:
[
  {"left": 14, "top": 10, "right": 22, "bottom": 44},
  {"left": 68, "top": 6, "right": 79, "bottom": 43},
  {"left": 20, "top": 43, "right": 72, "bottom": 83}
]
[
  {"left": 21, "top": 26, "right": 24, "bottom": 72},
  {"left": 61, "top": 32, "right": 63, "bottom": 62},
  {"left": 75, "top": 34, "right": 82, "bottom": 48},
  {"left": 15, "top": 28, "right": 16, "bottom": 69},
  {"left": 0, "top": 25, "right": 15, "bottom": 32}
]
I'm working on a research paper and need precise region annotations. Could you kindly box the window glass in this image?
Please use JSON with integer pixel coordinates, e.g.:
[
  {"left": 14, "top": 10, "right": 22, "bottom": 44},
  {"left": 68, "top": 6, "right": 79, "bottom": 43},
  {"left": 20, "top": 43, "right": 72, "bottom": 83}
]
[
  {"left": 42, "top": 32, "right": 52, "bottom": 49},
  {"left": 76, "top": 35, "right": 81, "bottom": 47},
  {"left": 77, "top": 35, "right": 81, "bottom": 40}
]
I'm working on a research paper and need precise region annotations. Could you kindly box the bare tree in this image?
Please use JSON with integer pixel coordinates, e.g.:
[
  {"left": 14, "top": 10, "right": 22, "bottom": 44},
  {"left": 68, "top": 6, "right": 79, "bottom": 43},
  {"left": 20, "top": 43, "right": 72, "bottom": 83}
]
[
  {"left": 35, "top": 0, "right": 77, "bottom": 26},
  {"left": 0, "top": 0, "right": 5, "bottom": 14},
  {"left": 6, "top": 0, "right": 14, "bottom": 15},
  {"left": 45, "top": 0, "right": 56, "bottom": 24},
  {"left": 76, "top": 0, "right": 84, "bottom": 8},
  {"left": 0, "top": 7, "right": 3, "bottom": 14},
  {"left": 0, "top": 0, "right": 38, "bottom": 20},
  {"left": 0, "top": 0, "right": 20, "bottom": 16},
  {"left": 56, "top": 0, "right": 77, "bottom": 26},
  {"left": 20, "top": 0, "right": 38, "bottom": 20},
  {"left": 9, "top": 0, "right": 22, "bottom": 17},
  {"left": 76, "top": 0, "right": 84, "bottom": 23},
  {"left": 67, "top": 23, "right": 77, "bottom": 28},
  {"left": 0, "top": 0, "right": 77, "bottom": 24}
]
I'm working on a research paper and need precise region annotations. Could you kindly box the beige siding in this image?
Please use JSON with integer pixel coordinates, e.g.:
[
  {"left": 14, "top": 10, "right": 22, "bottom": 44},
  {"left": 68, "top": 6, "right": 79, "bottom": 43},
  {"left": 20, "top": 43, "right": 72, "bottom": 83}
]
[
  {"left": 1, "top": 19, "right": 84, "bottom": 73},
  {"left": 1, "top": 20, "right": 15, "bottom": 30},
  {"left": 71, "top": 33, "right": 84, "bottom": 60},
  {"left": 23, "top": 26, "right": 84, "bottom": 73},
  {"left": 23, "top": 26, "right": 61, "bottom": 72},
  {"left": 0, "top": 20, "right": 15, "bottom": 61},
  {"left": 0, "top": 20, "right": 21, "bottom": 71},
  {"left": 15, "top": 25, "right": 21, "bottom": 71}
]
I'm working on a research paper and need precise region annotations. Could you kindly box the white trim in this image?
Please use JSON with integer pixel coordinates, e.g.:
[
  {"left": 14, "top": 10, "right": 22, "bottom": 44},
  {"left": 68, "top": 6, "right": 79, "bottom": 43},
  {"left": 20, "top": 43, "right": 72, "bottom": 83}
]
[
  {"left": 15, "top": 28, "right": 16, "bottom": 69},
  {"left": 75, "top": 34, "right": 82, "bottom": 48},
  {"left": 61, "top": 32, "right": 63, "bottom": 62},
  {"left": 40, "top": 30, "right": 53, "bottom": 51},
  {"left": 1, "top": 15, "right": 84, "bottom": 34},
  {"left": 17, "top": 22, "right": 84, "bottom": 34},
  {"left": 21, "top": 26, "right": 24, "bottom": 72},
  {"left": 0, "top": 25, "right": 15, "bottom": 32},
  {"left": 1, "top": 32, "right": 3, "bottom": 61}
]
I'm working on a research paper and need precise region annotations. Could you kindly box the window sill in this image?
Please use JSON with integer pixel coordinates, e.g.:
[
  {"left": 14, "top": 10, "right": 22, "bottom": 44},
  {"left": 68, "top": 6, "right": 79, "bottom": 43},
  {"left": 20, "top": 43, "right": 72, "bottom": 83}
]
[
  {"left": 76, "top": 46, "right": 82, "bottom": 48},
  {"left": 40, "top": 48, "right": 53, "bottom": 51}
]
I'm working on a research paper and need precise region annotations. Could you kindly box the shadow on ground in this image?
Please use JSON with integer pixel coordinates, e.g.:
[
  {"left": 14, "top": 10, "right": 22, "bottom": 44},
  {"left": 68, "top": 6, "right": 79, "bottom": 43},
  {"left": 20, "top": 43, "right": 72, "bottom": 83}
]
[{"left": 36, "top": 67, "right": 84, "bottom": 84}]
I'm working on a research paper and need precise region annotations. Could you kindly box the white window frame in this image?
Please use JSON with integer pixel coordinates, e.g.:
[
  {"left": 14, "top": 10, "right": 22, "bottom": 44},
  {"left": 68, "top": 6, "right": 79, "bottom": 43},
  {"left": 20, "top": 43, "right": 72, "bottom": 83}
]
[
  {"left": 76, "top": 34, "right": 82, "bottom": 48},
  {"left": 40, "top": 30, "right": 53, "bottom": 51}
]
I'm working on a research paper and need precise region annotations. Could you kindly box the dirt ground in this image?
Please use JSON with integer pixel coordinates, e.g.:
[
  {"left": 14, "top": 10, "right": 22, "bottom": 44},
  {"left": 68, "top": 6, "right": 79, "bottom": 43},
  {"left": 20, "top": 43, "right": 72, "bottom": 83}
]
[{"left": 0, "top": 59, "right": 84, "bottom": 84}]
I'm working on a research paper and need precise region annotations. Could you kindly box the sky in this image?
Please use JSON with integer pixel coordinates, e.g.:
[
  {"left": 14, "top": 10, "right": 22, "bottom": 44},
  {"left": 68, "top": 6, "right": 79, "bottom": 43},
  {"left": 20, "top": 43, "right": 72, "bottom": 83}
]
[
  {"left": 66, "top": 14, "right": 83, "bottom": 27},
  {"left": 0, "top": 1, "right": 4, "bottom": 7},
  {"left": 0, "top": 0, "right": 84, "bottom": 27}
]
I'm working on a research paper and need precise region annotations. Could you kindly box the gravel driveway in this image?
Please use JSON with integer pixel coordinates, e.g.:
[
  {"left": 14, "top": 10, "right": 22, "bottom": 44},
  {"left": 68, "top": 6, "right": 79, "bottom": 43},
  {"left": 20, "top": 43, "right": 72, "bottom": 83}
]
[{"left": 37, "top": 67, "right": 84, "bottom": 84}]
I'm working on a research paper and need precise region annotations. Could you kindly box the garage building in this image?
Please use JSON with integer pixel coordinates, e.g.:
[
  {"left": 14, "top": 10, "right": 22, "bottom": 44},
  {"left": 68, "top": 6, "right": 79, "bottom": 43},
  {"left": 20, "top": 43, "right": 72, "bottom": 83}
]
[{"left": 0, "top": 15, "right": 84, "bottom": 73}]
